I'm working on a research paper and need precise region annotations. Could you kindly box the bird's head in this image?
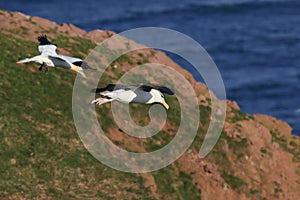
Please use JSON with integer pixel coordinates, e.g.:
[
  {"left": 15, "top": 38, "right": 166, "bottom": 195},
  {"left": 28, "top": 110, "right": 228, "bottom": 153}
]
[{"left": 150, "top": 89, "right": 169, "bottom": 110}]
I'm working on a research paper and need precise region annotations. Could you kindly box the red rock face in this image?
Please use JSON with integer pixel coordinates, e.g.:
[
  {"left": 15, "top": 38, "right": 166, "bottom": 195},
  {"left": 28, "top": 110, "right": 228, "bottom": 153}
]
[
  {"left": 0, "top": 10, "right": 114, "bottom": 55},
  {"left": 87, "top": 30, "right": 115, "bottom": 43}
]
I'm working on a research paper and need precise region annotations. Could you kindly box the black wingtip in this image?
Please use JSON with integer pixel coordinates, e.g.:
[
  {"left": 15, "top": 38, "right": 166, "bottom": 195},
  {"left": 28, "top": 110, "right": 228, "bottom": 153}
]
[
  {"left": 159, "top": 86, "right": 175, "bottom": 95},
  {"left": 37, "top": 35, "right": 52, "bottom": 45},
  {"left": 91, "top": 88, "right": 105, "bottom": 93},
  {"left": 91, "top": 84, "right": 117, "bottom": 93},
  {"left": 139, "top": 84, "right": 175, "bottom": 95},
  {"left": 72, "top": 61, "right": 95, "bottom": 70}
]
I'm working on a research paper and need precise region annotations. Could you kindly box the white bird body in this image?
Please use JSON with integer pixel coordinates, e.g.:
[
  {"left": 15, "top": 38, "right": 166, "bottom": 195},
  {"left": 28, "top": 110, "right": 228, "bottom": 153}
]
[
  {"left": 17, "top": 35, "right": 90, "bottom": 77},
  {"left": 100, "top": 90, "right": 137, "bottom": 103},
  {"left": 91, "top": 84, "right": 174, "bottom": 109}
]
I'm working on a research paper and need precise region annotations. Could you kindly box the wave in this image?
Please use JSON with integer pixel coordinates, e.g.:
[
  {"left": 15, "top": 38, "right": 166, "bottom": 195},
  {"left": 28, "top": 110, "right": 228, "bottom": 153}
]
[
  {"left": 187, "top": 0, "right": 299, "bottom": 11},
  {"left": 88, "top": 0, "right": 300, "bottom": 25}
]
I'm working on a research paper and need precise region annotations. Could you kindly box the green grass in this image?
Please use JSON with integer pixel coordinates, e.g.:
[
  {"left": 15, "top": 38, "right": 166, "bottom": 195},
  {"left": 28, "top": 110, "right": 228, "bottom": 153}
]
[
  {"left": 208, "top": 149, "right": 231, "bottom": 169},
  {"left": 153, "top": 167, "right": 177, "bottom": 195},
  {"left": 136, "top": 53, "right": 150, "bottom": 65},
  {"left": 112, "top": 54, "right": 135, "bottom": 65},
  {"left": 260, "top": 148, "right": 267, "bottom": 154},
  {"left": 25, "top": 17, "right": 37, "bottom": 25},
  {"left": 20, "top": 26, "right": 29, "bottom": 35},
  {"left": 145, "top": 130, "right": 175, "bottom": 152},
  {"left": 220, "top": 171, "right": 247, "bottom": 191},
  {"left": 216, "top": 131, "right": 250, "bottom": 160},
  {"left": 0, "top": 31, "right": 154, "bottom": 199},
  {"left": 270, "top": 130, "right": 300, "bottom": 162},
  {"left": 52, "top": 34, "right": 96, "bottom": 58},
  {"left": 199, "top": 105, "right": 211, "bottom": 126},
  {"left": 229, "top": 109, "right": 252, "bottom": 123},
  {"left": 153, "top": 166, "right": 201, "bottom": 199},
  {"left": 175, "top": 171, "right": 201, "bottom": 200},
  {"left": 290, "top": 140, "right": 297, "bottom": 147},
  {"left": 0, "top": 29, "right": 205, "bottom": 199},
  {"left": 248, "top": 188, "right": 261, "bottom": 198}
]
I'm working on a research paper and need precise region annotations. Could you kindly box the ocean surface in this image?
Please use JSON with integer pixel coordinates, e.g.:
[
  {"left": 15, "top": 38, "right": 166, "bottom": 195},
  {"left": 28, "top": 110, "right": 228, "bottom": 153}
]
[{"left": 1, "top": 0, "right": 300, "bottom": 135}]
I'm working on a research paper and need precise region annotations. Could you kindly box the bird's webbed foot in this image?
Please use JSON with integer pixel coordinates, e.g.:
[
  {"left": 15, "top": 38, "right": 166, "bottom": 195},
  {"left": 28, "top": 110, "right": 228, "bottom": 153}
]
[
  {"left": 38, "top": 64, "right": 44, "bottom": 71},
  {"left": 91, "top": 98, "right": 113, "bottom": 105},
  {"left": 44, "top": 66, "right": 49, "bottom": 74}
]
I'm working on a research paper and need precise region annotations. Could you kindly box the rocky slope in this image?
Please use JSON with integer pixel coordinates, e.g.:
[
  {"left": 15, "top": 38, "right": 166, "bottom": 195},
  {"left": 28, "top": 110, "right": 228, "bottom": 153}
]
[{"left": 0, "top": 10, "right": 299, "bottom": 200}]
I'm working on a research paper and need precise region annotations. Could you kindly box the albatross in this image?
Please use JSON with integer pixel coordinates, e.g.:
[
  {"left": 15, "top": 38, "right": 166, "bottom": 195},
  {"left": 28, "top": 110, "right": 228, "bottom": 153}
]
[
  {"left": 91, "top": 83, "right": 174, "bottom": 109},
  {"left": 17, "top": 35, "right": 90, "bottom": 78}
]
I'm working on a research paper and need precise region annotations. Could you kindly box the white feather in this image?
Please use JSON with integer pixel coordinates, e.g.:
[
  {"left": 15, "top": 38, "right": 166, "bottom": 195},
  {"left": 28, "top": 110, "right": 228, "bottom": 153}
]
[
  {"left": 38, "top": 44, "right": 57, "bottom": 56},
  {"left": 100, "top": 89, "right": 137, "bottom": 103}
]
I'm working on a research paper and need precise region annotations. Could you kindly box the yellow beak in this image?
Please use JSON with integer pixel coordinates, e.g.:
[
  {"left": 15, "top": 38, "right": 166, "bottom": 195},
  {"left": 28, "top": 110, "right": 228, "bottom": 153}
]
[
  {"left": 70, "top": 63, "right": 86, "bottom": 78},
  {"left": 161, "top": 99, "right": 169, "bottom": 110},
  {"left": 70, "top": 63, "right": 82, "bottom": 73}
]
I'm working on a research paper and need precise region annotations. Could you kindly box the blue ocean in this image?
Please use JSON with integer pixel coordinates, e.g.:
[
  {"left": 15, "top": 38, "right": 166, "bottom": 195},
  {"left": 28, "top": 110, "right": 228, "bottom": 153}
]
[{"left": 1, "top": 0, "right": 300, "bottom": 135}]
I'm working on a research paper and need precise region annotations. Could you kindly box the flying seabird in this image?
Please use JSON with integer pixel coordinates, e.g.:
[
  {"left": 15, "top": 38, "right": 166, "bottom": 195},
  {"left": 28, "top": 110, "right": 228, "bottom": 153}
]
[
  {"left": 91, "top": 83, "right": 174, "bottom": 109},
  {"left": 17, "top": 35, "right": 91, "bottom": 78}
]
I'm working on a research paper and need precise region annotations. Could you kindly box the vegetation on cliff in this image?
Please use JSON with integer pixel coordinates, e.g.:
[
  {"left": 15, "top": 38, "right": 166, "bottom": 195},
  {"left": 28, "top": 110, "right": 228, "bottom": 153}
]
[{"left": 0, "top": 10, "right": 299, "bottom": 200}]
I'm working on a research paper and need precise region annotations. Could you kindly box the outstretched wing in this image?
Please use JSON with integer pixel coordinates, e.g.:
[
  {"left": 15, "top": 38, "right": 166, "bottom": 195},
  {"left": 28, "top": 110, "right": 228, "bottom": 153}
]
[
  {"left": 58, "top": 54, "right": 93, "bottom": 69},
  {"left": 91, "top": 84, "right": 133, "bottom": 93},
  {"left": 139, "top": 83, "right": 174, "bottom": 95},
  {"left": 37, "top": 35, "right": 57, "bottom": 56},
  {"left": 72, "top": 61, "right": 93, "bottom": 69},
  {"left": 59, "top": 55, "right": 82, "bottom": 63}
]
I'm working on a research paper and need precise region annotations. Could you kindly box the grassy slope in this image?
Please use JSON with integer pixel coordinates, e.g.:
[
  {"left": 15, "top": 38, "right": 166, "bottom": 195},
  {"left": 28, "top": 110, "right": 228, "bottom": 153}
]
[
  {"left": 1, "top": 25, "right": 299, "bottom": 199},
  {"left": 0, "top": 31, "right": 155, "bottom": 199},
  {"left": 0, "top": 30, "right": 202, "bottom": 199}
]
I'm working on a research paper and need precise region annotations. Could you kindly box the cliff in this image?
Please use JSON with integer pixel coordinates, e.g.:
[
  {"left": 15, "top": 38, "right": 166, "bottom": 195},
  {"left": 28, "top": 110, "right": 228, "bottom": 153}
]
[{"left": 0, "top": 10, "right": 299, "bottom": 200}]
